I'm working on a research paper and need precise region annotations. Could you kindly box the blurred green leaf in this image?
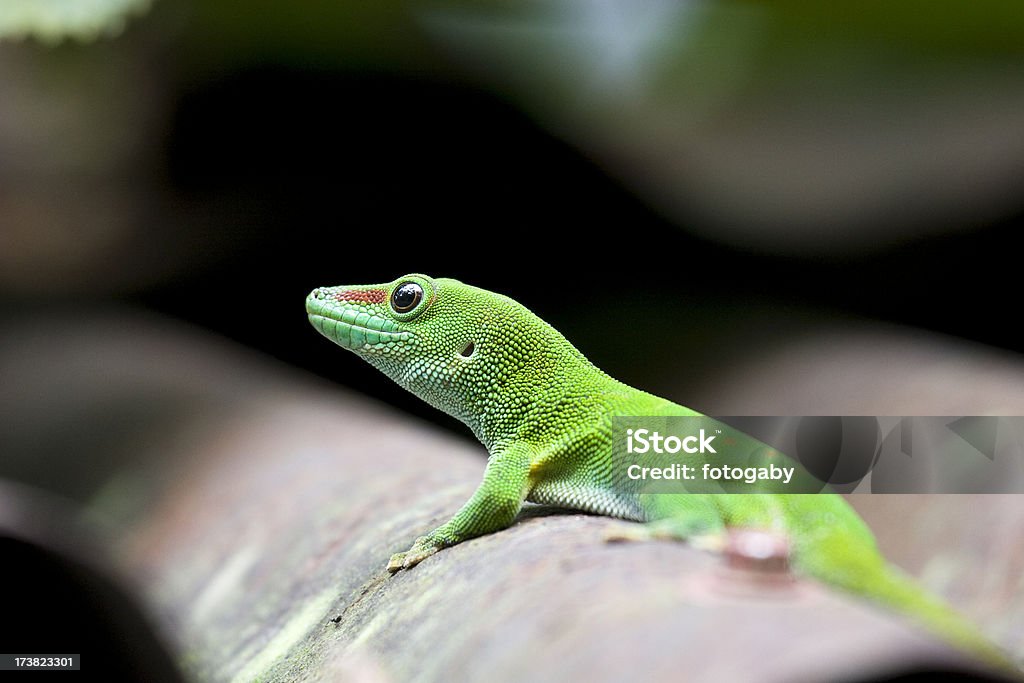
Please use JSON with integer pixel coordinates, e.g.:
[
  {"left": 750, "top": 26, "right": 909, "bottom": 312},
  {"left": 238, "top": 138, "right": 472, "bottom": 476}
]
[{"left": 0, "top": 0, "right": 151, "bottom": 43}]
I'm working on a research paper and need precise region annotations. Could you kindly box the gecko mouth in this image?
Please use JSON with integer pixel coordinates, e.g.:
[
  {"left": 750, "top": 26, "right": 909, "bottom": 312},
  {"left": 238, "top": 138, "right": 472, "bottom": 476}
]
[{"left": 307, "top": 311, "right": 412, "bottom": 350}]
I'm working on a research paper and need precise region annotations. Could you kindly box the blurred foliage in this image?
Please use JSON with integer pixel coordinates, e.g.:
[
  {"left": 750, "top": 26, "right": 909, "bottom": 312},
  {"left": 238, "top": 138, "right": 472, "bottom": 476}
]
[
  {"left": 181, "top": 0, "right": 431, "bottom": 72},
  {"left": 407, "top": 0, "right": 1024, "bottom": 254},
  {"left": 1, "top": 0, "right": 1023, "bottom": 353},
  {"left": 0, "top": 0, "right": 151, "bottom": 43}
]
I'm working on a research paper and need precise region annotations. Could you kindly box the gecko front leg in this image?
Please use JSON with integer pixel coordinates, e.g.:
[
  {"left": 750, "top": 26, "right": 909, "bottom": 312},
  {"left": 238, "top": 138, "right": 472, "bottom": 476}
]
[{"left": 387, "top": 442, "right": 534, "bottom": 572}]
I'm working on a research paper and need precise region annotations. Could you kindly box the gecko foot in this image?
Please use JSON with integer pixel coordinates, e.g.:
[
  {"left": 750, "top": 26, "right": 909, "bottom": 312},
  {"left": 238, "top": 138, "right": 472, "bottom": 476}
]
[
  {"left": 603, "top": 520, "right": 726, "bottom": 553},
  {"left": 387, "top": 536, "right": 441, "bottom": 573},
  {"left": 602, "top": 522, "right": 654, "bottom": 543},
  {"left": 687, "top": 533, "right": 727, "bottom": 553}
]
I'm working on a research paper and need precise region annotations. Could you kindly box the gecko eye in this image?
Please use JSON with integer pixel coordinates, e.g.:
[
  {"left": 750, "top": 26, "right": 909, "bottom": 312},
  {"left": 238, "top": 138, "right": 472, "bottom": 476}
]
[{"left": 391, "top": 282, "right": 423, "bottom": 313}]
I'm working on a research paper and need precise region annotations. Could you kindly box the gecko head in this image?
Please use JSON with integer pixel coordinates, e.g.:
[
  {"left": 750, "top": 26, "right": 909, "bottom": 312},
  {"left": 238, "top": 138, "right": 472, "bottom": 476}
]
[
  {"left": 306, "top": 273, "right": 508, "bottom": 387},
  {"left": 307, "top": 273, "right": 587, "bottom": 434},
  {"left": 306, "top": 273, "right": 436, "bottom": 358}
]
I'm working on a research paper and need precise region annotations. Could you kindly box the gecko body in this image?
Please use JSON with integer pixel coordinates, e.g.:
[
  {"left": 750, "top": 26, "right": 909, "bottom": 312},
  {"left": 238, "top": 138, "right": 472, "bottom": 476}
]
[{"left": 306, "top": 273, "right": 1012, "bottom": 669}]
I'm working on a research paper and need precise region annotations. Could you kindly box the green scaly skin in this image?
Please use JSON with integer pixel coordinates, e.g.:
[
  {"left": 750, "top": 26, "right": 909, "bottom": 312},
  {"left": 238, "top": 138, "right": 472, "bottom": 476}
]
[{"left": 306, "top": 273, "right": 1016, "bottom": 671}]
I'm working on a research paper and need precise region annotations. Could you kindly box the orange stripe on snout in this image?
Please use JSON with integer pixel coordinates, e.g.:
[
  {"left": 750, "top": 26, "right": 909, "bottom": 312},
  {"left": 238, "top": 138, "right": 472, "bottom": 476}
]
[{"left": 337, "top": 289, "right": 386, "bottom": 304}]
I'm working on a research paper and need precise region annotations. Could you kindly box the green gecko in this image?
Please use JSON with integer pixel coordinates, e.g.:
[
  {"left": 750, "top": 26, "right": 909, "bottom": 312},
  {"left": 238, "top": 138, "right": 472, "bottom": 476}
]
[{"left": 306, "top": 273, "right": 1015, "bottom": 670}]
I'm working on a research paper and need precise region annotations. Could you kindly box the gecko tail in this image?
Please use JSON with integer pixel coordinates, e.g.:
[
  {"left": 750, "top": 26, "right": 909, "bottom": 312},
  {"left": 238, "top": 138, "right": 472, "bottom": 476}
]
[
  {"left": 865, "top": 566, "right": 1013, "bottom": 672},
  {"left": 795, "top": 544, "right": 1016, "bottom": 674}
]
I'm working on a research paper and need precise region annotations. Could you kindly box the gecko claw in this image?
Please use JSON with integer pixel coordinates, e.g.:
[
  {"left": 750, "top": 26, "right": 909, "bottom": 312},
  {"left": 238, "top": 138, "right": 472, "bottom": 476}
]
[{"left": 386, "top": 553, "right": 407, "bottom": 573}]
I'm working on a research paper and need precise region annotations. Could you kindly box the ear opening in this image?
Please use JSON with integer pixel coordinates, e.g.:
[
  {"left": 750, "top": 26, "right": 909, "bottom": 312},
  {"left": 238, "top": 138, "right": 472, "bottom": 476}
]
[{"left": 459, "top": 341, "right": 476, "bottom": 358}]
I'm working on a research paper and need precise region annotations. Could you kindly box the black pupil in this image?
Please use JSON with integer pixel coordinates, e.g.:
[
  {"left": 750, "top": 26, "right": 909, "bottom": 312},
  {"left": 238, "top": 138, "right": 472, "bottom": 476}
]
[{"left": 392, "top": 283, "right": 422, "bottom": 312}]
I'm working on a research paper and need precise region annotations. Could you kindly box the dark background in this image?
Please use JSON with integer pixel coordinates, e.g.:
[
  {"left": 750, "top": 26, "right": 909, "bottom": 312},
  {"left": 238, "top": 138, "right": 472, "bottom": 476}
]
[
  {"left": 2, "top": 0, "right": 1023, "bottom": 467},
  {"left": 101, "top": 63, "right": 1024, "bottom": 423}
]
